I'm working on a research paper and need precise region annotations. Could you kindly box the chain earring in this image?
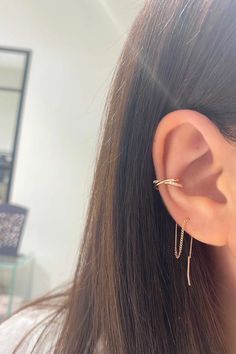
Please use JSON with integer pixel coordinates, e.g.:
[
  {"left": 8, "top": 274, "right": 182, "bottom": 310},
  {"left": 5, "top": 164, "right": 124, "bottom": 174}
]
[{"left": 153, "top": 178, "right": 193, "bottom": 286}]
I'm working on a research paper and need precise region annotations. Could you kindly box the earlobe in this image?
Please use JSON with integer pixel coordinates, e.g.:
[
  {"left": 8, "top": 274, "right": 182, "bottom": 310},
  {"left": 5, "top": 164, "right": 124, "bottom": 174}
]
[{"left": 152, "top": 109, "right": 232, "bottom": 247}]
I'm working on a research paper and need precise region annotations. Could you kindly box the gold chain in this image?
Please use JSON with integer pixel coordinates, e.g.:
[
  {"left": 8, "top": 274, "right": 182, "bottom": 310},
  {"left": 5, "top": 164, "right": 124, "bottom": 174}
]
[{"left": 175, "top": 217, "right": 190, "bottom": 259}]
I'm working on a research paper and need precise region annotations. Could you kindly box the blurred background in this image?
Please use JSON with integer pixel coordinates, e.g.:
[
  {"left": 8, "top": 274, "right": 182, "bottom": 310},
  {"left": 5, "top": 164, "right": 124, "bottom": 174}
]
[{"left": 0, "top": 0, "right": 144, "bottom": 318}]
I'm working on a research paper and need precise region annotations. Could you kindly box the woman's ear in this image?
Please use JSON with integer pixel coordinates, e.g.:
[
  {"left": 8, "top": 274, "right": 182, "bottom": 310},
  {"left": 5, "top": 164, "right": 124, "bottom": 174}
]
[{"left": 152, "top": 109, "right": 236, "bottom": 255}]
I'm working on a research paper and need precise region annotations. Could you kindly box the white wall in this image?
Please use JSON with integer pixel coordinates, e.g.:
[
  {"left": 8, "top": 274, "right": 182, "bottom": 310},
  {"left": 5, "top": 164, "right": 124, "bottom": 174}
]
[{"left": 0, "top": 0, "right": 144, "bottom": 297}]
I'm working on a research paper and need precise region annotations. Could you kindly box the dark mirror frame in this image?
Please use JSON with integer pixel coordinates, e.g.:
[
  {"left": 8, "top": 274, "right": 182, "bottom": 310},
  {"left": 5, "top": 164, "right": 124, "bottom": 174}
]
[{"left": 0, "top": 46, "right": 32, "bottom": 202}]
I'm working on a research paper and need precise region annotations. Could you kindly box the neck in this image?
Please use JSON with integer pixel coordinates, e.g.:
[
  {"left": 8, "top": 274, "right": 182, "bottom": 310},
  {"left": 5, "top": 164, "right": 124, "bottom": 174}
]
[{"left": 212, "top": 245, "right": 236, "bottom": 353}]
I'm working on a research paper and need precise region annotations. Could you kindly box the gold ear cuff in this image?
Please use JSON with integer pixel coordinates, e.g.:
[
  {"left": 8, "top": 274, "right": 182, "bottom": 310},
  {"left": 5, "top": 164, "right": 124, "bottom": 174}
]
[{"left": 153, "top": 178, "right": 193, "bottom": 286}]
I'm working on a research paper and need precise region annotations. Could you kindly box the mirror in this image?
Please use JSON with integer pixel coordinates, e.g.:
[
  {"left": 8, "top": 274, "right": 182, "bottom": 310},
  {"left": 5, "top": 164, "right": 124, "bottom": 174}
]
[{"left": 0, "top": 47, "right": 31, "bottom": 203}]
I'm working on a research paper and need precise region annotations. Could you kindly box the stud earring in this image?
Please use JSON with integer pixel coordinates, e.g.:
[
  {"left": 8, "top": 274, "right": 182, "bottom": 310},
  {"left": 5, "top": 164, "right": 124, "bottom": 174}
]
[{"left": 153, "top": 178, "right": 193, "bottom": 286}]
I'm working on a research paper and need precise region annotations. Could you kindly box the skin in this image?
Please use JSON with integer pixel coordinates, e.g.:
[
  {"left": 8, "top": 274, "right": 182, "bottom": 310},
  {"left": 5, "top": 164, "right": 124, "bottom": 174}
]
[{"left": 152, "top": 109, "right": 236, "bottom": 352}]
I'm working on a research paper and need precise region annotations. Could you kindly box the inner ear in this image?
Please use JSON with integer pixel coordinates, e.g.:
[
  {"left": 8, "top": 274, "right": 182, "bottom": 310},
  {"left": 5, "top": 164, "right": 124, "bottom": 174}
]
[
  {"left": 164, "top": 123, "right": 227, "bottom": 204},
  {"left": 181, "top": 150, "right": 226, "bottom": 202}
]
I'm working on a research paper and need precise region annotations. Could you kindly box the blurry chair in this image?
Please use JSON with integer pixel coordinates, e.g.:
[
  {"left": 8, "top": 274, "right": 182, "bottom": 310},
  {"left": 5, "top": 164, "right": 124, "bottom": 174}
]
[{"left": 0, "top": 204, "right": 28, "bottom": 257}]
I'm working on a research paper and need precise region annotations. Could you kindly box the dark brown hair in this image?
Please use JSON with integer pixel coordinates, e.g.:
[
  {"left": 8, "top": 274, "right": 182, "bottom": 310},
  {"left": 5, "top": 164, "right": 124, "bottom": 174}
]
[{"left": 9, "top": 0, "right": 236, "bottom": 352}]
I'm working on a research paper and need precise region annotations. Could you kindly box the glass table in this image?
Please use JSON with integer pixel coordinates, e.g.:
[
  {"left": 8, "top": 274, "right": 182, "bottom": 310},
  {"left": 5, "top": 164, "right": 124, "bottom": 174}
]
[{"left": 0, "top": 253, "right": 34, "bottom": 321}]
